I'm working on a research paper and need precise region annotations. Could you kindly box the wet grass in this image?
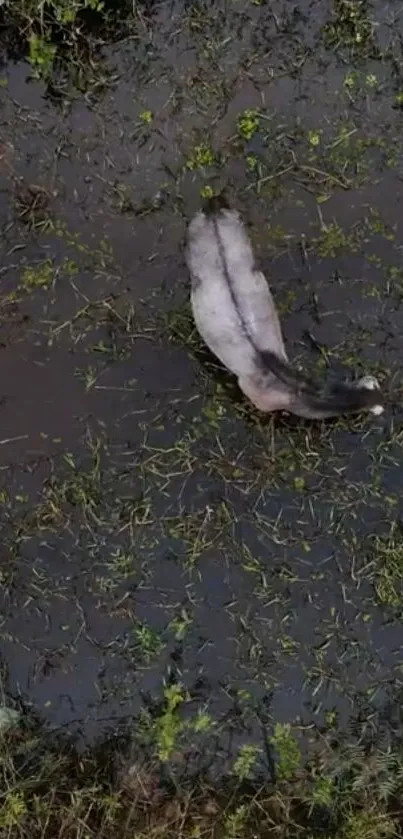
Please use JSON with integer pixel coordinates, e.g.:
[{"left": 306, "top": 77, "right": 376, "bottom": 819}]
[
  {"left": 371, "top": 524, "right": 403, "bottom": 608},
  {"left": 0, "top": 0, "right": 171, "bottom": 99},
  {"left": 1, "top": 703, "right": 403, "bottom": 838},
  {"left": 323, "top": 0, "right": 377, "bottom": 60}
]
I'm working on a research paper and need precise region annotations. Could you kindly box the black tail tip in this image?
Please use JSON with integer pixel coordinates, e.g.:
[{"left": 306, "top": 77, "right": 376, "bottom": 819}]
[
  {"left": 202, "top": 191, "right": 230, "bottom": 215},
  {"left": 306, "top": 377, "right": 384, "bottom": 419}
]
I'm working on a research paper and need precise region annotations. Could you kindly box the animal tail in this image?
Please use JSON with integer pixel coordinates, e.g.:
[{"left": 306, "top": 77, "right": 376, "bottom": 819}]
[{"left": 259, "top": 350, "right": 383, "bottom": 418}]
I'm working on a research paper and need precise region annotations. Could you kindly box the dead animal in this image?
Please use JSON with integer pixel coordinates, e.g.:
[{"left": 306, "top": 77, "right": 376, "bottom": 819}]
[{"left": 185, "top": 196, "right": 383, "bottom": 420}]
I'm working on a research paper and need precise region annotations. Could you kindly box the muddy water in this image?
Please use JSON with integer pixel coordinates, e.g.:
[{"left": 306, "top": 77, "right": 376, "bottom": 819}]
[{"left": 1, "top": 0, "right": 403, "bottom": 756}]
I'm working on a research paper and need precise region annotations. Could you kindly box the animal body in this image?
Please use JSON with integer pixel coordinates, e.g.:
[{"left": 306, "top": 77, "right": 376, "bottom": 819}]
[{"left": 185, "top": 197, "right": 383, "bottom": 420}]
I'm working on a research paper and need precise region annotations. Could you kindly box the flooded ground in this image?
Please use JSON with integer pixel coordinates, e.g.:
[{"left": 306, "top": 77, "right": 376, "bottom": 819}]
[{"left": 1, "top": 0, "right": 403, "bottom": 771}]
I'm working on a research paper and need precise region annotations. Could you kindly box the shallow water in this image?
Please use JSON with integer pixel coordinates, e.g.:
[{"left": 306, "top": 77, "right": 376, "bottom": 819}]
[{"left": 1, "top": 0, "right": 403, "bottom": 759}]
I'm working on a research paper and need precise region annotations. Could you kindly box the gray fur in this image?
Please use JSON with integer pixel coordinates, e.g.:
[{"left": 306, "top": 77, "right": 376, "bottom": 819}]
[{"left": 185, "top": 202, "right": 384, "bottom": 420}]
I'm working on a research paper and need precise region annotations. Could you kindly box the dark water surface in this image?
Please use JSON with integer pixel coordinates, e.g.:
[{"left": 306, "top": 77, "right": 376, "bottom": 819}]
[{"left": 1, "top": 0, "right": 403, "bottom": 758}]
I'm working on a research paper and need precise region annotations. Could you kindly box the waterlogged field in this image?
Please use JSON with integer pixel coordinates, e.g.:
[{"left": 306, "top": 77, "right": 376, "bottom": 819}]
[{"left": 1, "top": 0, "right": 403, "bottom": 836}]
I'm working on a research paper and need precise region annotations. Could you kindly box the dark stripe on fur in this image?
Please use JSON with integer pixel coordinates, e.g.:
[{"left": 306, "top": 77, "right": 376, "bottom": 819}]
[{"left": 211, "top": 213, "right": 256, "bottom": 349}]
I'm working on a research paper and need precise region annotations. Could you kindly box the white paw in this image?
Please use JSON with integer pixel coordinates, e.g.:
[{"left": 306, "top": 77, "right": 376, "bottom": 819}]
[
  {"left": 358, "top": 375, "right": 379, "bottom": 390},
  {"left": 357, "top": 375, "right": 384, "bottom": 415}
]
